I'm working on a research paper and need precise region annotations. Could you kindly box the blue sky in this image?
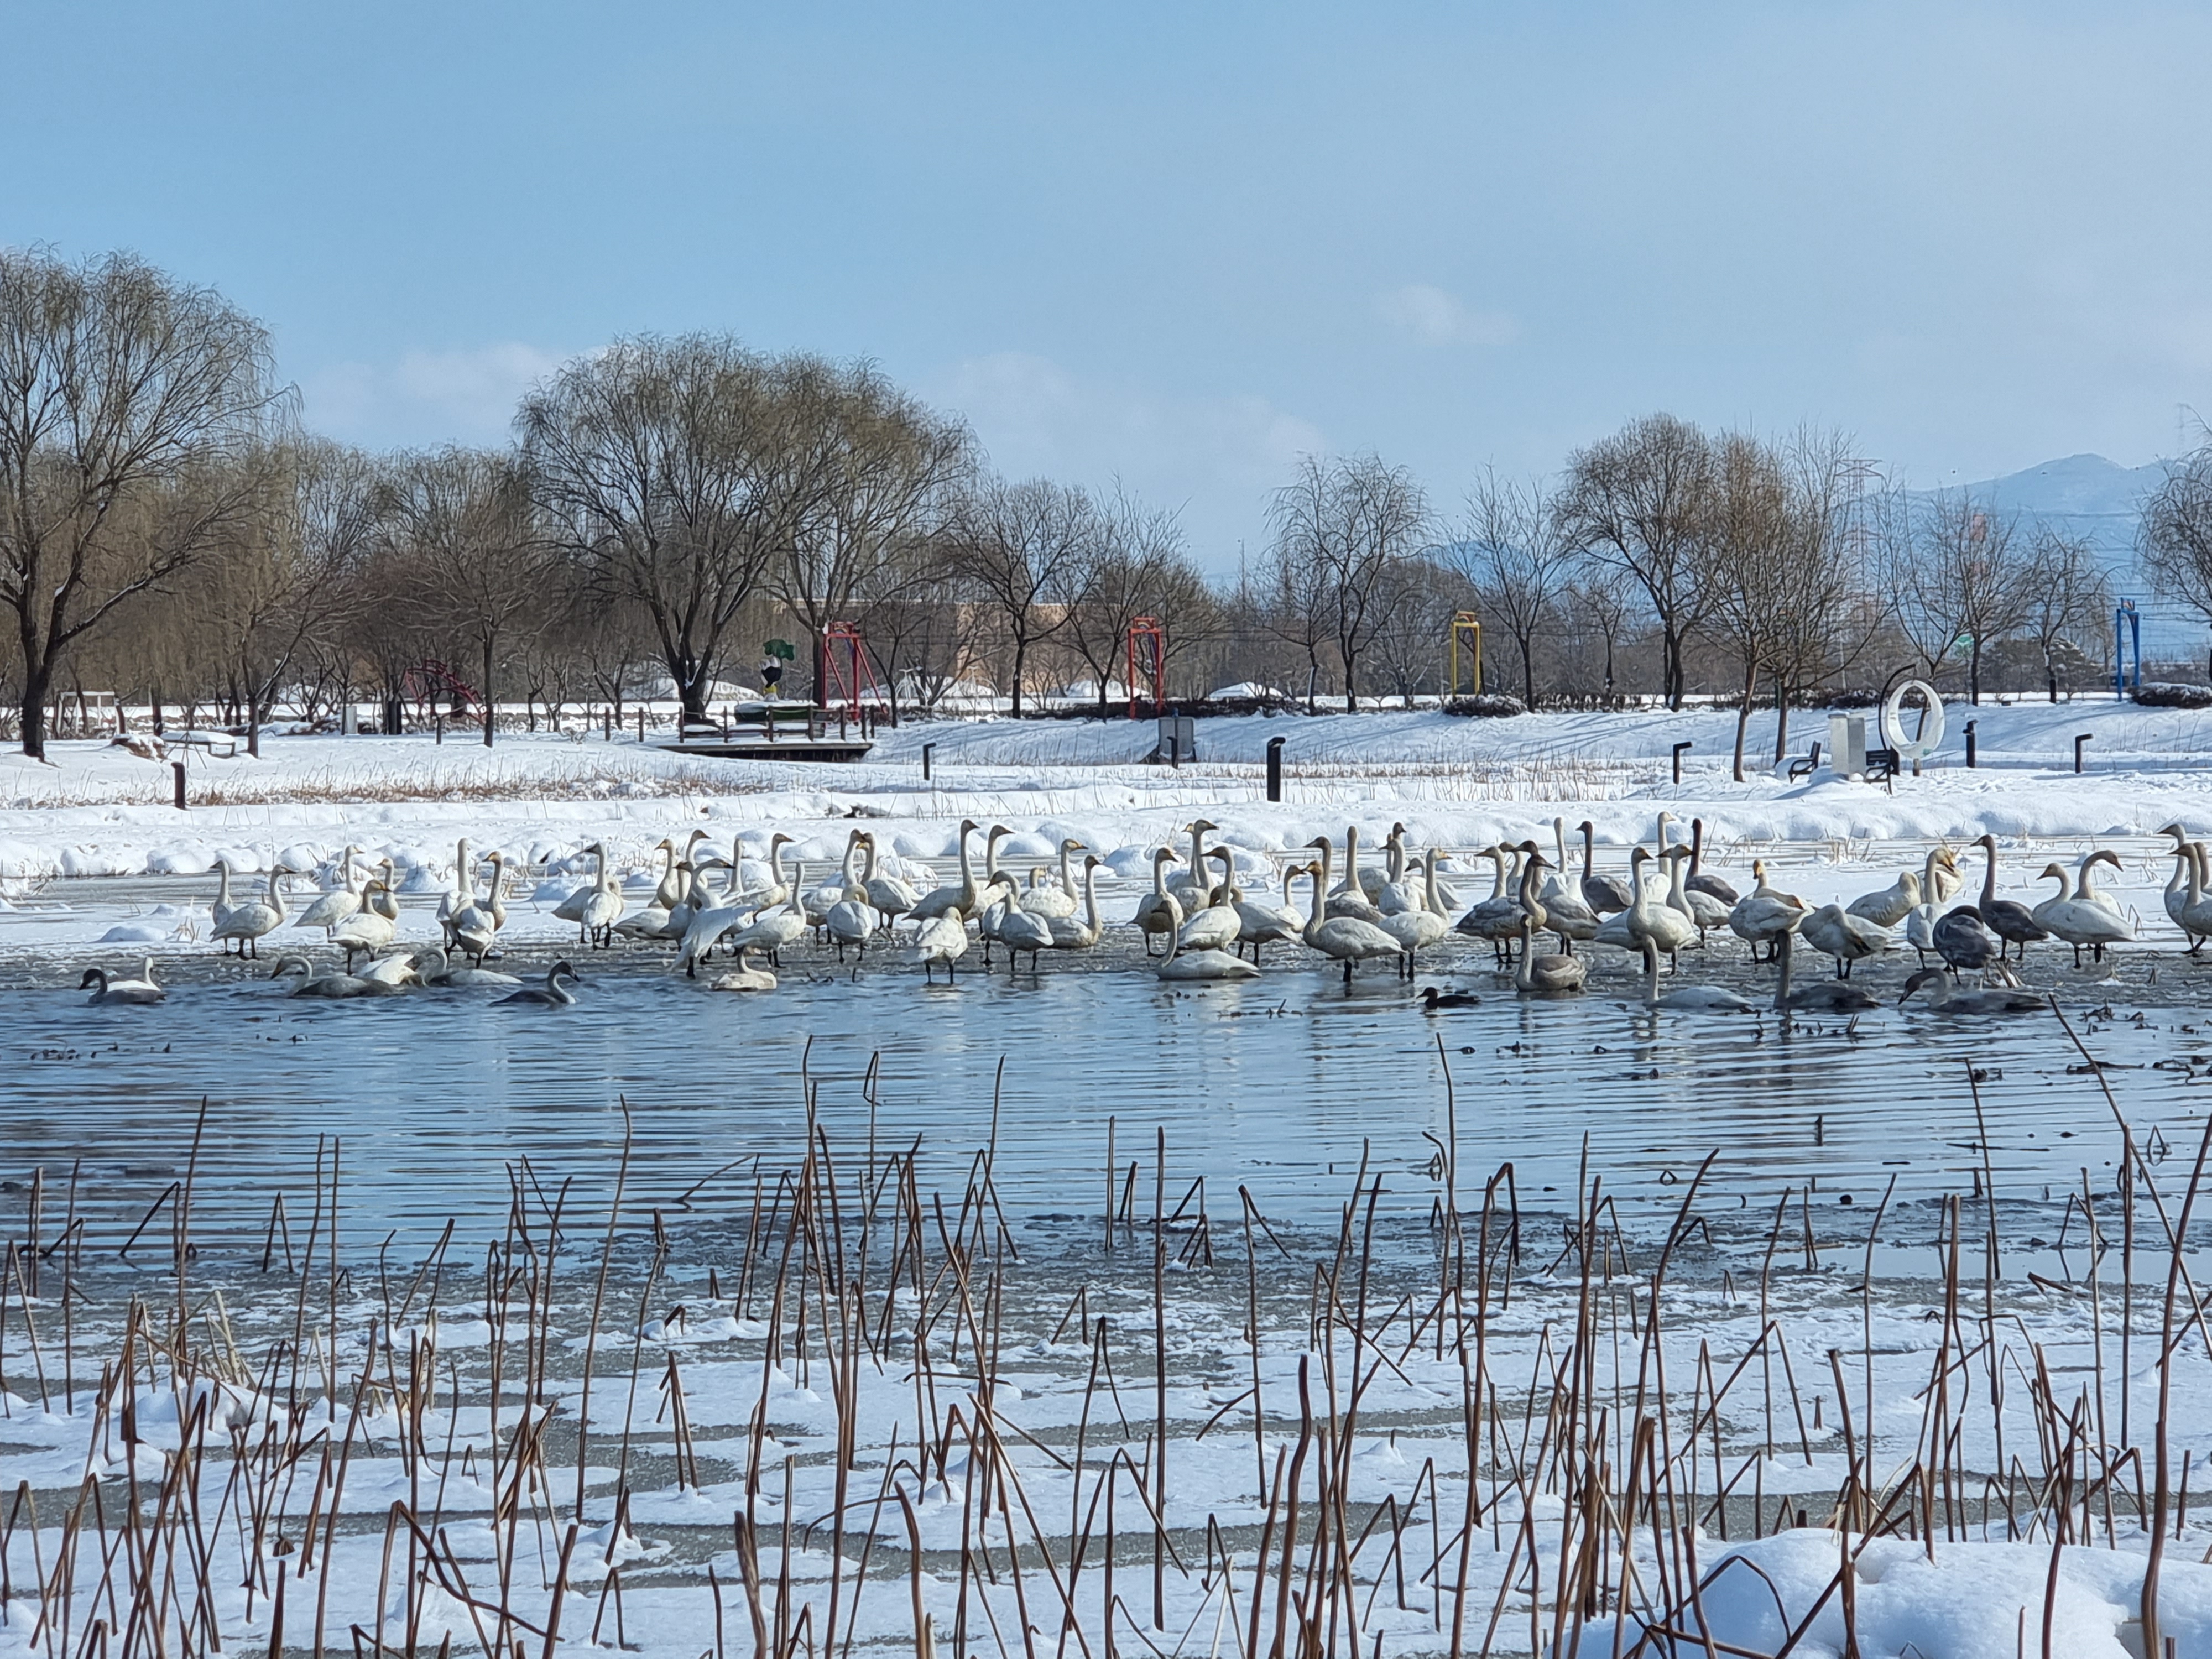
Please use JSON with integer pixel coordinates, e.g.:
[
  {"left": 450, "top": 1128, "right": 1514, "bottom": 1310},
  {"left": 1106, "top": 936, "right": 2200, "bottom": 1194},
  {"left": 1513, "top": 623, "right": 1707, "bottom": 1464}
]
[{"left": 7, "top": 3, "right": 2211, "bottom": 565}]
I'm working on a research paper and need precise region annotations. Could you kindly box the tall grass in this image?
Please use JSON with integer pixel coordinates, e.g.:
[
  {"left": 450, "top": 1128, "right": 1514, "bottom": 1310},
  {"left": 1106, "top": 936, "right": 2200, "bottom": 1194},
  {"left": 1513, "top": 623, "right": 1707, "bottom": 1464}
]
[{"left": 0, "top": 1034, "right": 2203, "bottom": 1655}]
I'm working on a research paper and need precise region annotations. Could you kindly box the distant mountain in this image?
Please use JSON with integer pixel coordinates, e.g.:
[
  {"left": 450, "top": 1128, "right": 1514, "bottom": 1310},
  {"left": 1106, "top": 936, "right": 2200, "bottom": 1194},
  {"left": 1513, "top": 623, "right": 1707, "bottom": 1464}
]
[
  {"left": 1910, "top": 453, "right": 2212, "bottom": 659},
  {"left": 1948, "top": 453, "right": 2167, "bottom": 573}
]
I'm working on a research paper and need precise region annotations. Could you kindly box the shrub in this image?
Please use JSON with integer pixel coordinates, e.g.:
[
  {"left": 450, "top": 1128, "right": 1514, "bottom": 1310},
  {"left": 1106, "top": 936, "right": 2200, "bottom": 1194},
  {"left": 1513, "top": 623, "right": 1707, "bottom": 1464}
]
[{"left": 2134, "top": 682, "right": 2212, "bottom": 709}]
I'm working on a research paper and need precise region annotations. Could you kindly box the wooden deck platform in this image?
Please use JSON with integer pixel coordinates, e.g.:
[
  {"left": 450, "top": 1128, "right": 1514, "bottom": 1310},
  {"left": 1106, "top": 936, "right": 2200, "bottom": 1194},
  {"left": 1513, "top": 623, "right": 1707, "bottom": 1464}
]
[{"left": 658, "top": 737, "right": 876, "bottom": 763}]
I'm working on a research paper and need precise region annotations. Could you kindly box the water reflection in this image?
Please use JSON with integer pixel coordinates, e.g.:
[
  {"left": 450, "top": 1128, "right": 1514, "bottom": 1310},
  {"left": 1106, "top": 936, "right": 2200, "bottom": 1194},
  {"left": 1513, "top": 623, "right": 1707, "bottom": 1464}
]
[{"left": 0, "top": 967, "right": 2201, "bottom": 1253}]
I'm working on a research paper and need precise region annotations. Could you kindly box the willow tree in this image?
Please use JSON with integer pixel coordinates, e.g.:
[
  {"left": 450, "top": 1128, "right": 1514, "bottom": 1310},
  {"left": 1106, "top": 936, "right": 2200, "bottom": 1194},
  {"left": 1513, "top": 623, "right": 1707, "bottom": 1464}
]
[
  {"left": 520, "top": 336, "right": 831, "bottom": 723},
  {"left": 0, "top": 248, "right": 282, "bottom": 756}
]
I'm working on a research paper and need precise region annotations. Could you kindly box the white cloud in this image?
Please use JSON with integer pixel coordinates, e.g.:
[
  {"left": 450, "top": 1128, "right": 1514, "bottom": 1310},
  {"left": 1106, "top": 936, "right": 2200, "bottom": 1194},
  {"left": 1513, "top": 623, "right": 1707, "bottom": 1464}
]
[
  {"left": 300, "top": 342, "right": 567, "bottom": 446},
  {"left": 931, "top": 352, "right": 1327, "bottom": 560},
  {"left": 1375, "top": 284, "right": 1519, "bottom": 348}
]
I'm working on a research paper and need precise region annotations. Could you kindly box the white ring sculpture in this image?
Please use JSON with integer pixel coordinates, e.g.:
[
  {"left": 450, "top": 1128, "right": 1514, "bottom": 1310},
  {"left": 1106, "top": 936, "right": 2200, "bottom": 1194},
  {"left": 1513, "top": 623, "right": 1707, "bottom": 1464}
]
[{"left": 1880, "top": 679, "right": 1945, "bottom": 764}]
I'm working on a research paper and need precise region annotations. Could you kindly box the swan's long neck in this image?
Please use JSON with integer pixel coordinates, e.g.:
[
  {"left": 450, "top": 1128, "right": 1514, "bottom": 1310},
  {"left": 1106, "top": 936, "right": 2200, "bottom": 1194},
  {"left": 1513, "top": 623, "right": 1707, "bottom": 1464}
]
[
  {"left": 1980, "top": 842, "right": 1999, "bottom": 910},
  {"left": 861, "top": 837, "right": 880, "bottom": 883},
  {"left": 1311, "top": 843, "right": 1333, "bottom": 893},
  {"left": 1188, "top": 824, "right": 1207, "bottom": 872},
  {"left": 216, "top": 864, "right": 232, "bottom": 909},
  {"left": 1690, "top": 819, "right": 1704, "bottom": 874},
  {"left": 1580, "top": 824, "right": 1596, "bottom": 881},
  {"left": 1923, "top": 847, "right": 1945, "bottom": 892},
  {"left": 267, "top": 868, "right": 286, "bottom": 920},
  {"left": 1059, "top": 842, "right": 1078, "bottom": 896},
  {"left": 1343, "top": 826, "right": 1361, "bottom": 891},
  {"left": 1082, "top": 863, "right": 1099, "bottom": 932},
  {"left": 1305, "top": 867, "right": 1326, "bottom": 932},
  {"left": 1425, "top": 852, "right": 1443, "bottom": 916},
  {"left": 1666, "top": 851, "right": 1687, "bottom": 906},
  {"left": 1484, "top": 852, "right": 1505, "bottom": 901},
  {"left": 1152, "top": 854, "right": 1171, "bottom": 898},
  {"left": 2191, "top": 844, "right": 2208, "bottom": 907},
  {"left": 1515, "top": 919, "right": 1536, "bottom": 992},
  {"left": 956, "top": 831, "right": 977, "bottom": 904}
]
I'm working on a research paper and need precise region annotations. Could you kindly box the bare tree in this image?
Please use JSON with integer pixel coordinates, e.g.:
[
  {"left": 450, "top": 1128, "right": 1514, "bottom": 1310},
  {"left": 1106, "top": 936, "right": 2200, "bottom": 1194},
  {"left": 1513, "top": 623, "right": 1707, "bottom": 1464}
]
[
  {"left": 2140, "top": 446, "right": 2212, "bottom": 679},
  {"left": 2022, "top": 529, "right": 2112, "bottom": 700},
  {"left": 1697, "top": 432, "right": 1794, "bottom": 779},
  {"left": 1556, "top": 414, "right": 1714, "bottom": 709},
  {"left": 937, "top": 476, "right": 1095, "bottom": 716},
  {"left": 521, "top": 336, "right": 831, "bottom": 723},
  {"left": 1700, "top": 429, "right": 1873, "bottom": 775},
  {"left": 0, "top": 249, "right": 283, "bottom": 756},
  {"left": 1058, "top": 489, "right": 1210, "bottom": 714},
  {"left": 380, "top": 448, "right": 549, "bottom": 745},
  {"left": 191, "top": 440, "right": 378, "bottom": 754},
  {"left": 1446, "top": 471, "right": 1575, "bottom": 707},
  {"left": 1249, "top": 534, "right": 1336, "bottom": 713},
  {"left": 771, "top": 363, "right": 969, "bottom": 703},
  {"left": 1266, "top": 453, "right": 1429, "bottom": 713},
  {"left": 1366, "top": 556, "right": 1470, "bottom": 708},
  {"left": 1883, "top": 490, "right": 2033, "bottom": 705}
]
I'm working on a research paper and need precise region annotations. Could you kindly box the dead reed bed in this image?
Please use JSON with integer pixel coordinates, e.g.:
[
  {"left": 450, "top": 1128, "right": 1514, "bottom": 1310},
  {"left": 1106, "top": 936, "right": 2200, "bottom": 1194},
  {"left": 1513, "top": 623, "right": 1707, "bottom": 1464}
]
[{"left": 0, "top": 1036, "right": 2207, "bottom": 1656}]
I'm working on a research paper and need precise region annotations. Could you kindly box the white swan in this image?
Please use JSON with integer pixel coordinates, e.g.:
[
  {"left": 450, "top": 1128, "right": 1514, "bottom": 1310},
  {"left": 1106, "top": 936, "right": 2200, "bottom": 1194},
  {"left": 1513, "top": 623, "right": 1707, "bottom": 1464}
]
[
  {"left": 2180, "top": 843, "right": 2212, "bottom": 953},
  {"left": 1300, "top": 858, "right": 1402, "bottom": 986},
  {"left": 910, "top": 820, "right": 984, "bottom": 922},
  {"left": 1378, "top": 849, "right": 1449, "bottom": 977},
  {"left": 436, "top": 837, "right": 474, "bottom": 928},
  {"left": 859, "top": 834, "right": 920, "bottom": 925},
  {"left": 907, "top": 912, "right": 970, "bottom": 982},
  {"left": 1661, "top": 841, "right": 1730, "bottom": 935},
  {"left": 1726, "top": 860, "right": 1805, "bottom": 963},
  {"left": 1046, "top": 856, "right": 1105, "bottom": 952},
  {"left": 1638, "top": 938, "right": 1756, "bottom": 1013},
  {"left": 1629, "top": 848, "right": 1699, "bottom": 963},
  {"left": 1177, "top": 849, "right": 1245, "bottom": 954},
  {"left": 614, "top": 840, "right": 679, "bottom": 940},
  {"left": 1323, "top": 827, "right": 1386, "bottom": 922},
  {"left": 996, "top": 884, "right": 1056, "bottom": 972},
  {"left": 1020, "top": 838, "right": 1085, "bottom": 919},
  {"left": 1797, "top": 902, "right": 1892, "bottom": 978},
  {"left": 1133, "top": 848, "right": 1183, "bottom": 955},
  {"left": 448, "top": 851, "right": 508, "bottom": 964},
  {"left": 711, "top": 946, "right": 779, "bottom": 992},
  {"left": 2077, "top": 847, "right": 2127, "bottom": 920},
  {"left": 213, "top": 864, "right": 289, "bottom": 958},
  {"left": 825, "top": 887, "right": 880, "bottom": 962},
  {"left": 413, "top": 946, "right": 519, "bottom": 988},
  {"left": 79, "top": 960, "right": 165, "bottom": 1005},
  {"left": 1232, "top": 862, "right": 1306, "bottom": 964},
  {"left": 718, "top": 862, "right": 808, "bottom": 971},
  {"left": 2030, "top": 857, "right": 2131, "bottom": 968},
  {"left": 1150, "top": 889, "right": 1256, "bottom": 982},
  {"left": 296, "top": 846, "right": 366, "bottom": 936},
  {"left": 331, "top": 882, "right": 397, "bottom": 968}
]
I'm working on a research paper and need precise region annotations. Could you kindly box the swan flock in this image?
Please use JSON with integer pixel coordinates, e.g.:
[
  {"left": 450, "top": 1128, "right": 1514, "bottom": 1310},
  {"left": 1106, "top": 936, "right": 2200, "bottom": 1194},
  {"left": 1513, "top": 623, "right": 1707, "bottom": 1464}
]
[{"left": 68, "top": 816, "right": 2183, "bottom": 1016}]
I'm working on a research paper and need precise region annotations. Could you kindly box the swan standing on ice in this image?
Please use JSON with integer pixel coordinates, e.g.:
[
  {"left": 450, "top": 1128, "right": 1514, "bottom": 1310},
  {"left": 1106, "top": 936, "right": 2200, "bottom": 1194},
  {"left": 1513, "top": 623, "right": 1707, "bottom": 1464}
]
[
  {"left": 1133, "top": 849, "right": 1183, "bottom": 956},
  {"left": 80, "top": 961, "right": 165, "bottom": 1004},
  {"left": 1046, "top": 856, "right": 1106, "bottom": 953},
  {"left": 1970, "top": 834, "right": 2047, "bottom": 962},
  {"left": 2030, "top": 857, "right": 2131, "bottom": 967},
  {"left": 1576, "top": 821, "right": 1634, "bottom": 915},
  {"left": 296, "top": 846, "right": 367, "bottom": 936},
  {"left": 1797, "top": 902, "right": 1891, "bottom": 978},
  {"left": 859, "top": 834, "right": 920, "bottom": 928},
  {"left": 909, "top": 821, "right": 984, "bottom": 922},
  {"left": 1726, "top": 860, "right": 1804, "bottom": 963},
  {"left": 907, "top": 912, "right": 970, "bottom": 983},
  {"left": 1379, "top": 850, "right": 1449, "bottom": 978},
  {"left": 1020, "top": 839, "right": 1086, "bottom": 920},
  {"left": 331, "top": 881, "right": 398, "bottom": 969},
  {"left": 1300, "top": 858, "right": 1401, "bottom": 987},
  {"left": 213, "top": 864, "right": 289, "bottom": 958},
  {"left": 1176, "top": 850, "right": 1245, "bottom": 955}
]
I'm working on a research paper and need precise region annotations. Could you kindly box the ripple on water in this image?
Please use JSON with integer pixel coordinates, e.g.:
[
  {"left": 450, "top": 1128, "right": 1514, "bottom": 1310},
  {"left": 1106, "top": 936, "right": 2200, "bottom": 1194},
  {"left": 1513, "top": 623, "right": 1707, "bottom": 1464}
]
[{"left": 0, "top": 966, "right": 2201, "bottom": 1251}]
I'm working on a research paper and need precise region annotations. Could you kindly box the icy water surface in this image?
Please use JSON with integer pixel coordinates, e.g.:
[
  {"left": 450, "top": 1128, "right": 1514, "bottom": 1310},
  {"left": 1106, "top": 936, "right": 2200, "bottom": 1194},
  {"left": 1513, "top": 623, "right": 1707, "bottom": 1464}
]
[{"left": 1, "top": 957, "right": 2205, "bottom": 1253}]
